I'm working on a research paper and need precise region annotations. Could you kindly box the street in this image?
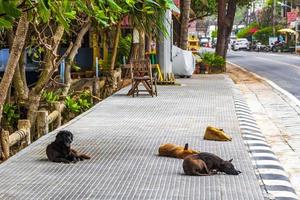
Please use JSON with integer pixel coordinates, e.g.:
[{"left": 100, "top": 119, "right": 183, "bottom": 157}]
[{"left": 227, "top": 51, "right": 300, "bottom": 99}]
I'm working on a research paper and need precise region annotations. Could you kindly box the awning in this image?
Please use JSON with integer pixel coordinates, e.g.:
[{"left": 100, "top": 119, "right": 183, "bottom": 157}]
[{"left": 278, "top": 28, "right": 297, "bottom": 34}]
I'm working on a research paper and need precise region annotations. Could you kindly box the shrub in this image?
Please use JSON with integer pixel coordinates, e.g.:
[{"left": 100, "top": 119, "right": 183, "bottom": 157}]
[
  {"left": 201, "top": 52, "right": 215, "bottom": 65},
  {"left": 253, "top": 26, "right": 282, "bottom": 45},
  {"left": 65, "top": 89, "right": 92, "bottom": 114},
  {"left": 201, "top": 52, "right": 225, "bottom": 73},
  {"left": 236, "top": 22, "right": 259, "bottom": 38},
  {"left": 211, "top": 55, "right": 225, "bottom": 72},
  {"left": 65, "top": 96, "right": 81, "bottom": 113},
  {"left": 42, "top": 91, "right": 60, "bottom": 104},
  {"left": 2, "top": 103, "right": 20, "bottom": 127}
]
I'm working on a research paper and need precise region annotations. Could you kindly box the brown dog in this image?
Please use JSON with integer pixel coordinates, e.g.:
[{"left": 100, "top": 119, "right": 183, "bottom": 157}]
[
  {"left": 183, "top": 155, "right": 211, "bottom": 176},
  {"left": 46, "top": 130, "right": 91, "bottom": 163},
  {"left": 158, "top": 143, "right": 199, "bottom": 159}
]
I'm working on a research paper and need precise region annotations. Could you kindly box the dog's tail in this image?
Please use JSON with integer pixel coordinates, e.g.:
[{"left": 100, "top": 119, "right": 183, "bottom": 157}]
[
  {"left": 79, "top": 153, "right": 91, "bottom": 160},
  {"left": 184, "top": 143, "right": 189, "bottom": 151},
  {"left": 71, "top": 148, "right": 91, "bottom": 160}
]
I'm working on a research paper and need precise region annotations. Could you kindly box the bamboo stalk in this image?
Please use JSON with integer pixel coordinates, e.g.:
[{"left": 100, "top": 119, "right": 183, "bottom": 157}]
[
  {"left": 1, "top": 130, "right": 9, "bottom": 160},
  {"left": 36, "top": 110, "right": 48, "bottom": 138},
  {"left": 17, "top": 120, "right": 31, "bottom": 145}
]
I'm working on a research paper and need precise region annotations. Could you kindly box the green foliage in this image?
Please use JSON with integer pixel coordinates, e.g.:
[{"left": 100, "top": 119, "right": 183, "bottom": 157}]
[
  {"left": 65, "top": 89, "right": 92, "bottom": 114},
  {"left": 234, "top": 6, "right": 247, "bottom": 25},
  {"left": 42, "top": 90, "right": 60, "bottom": 104},
  {"left": 3, "top": 103, "right": 20, "bottom": 126},
  {"left": 253, "top": 26, "right": 281, "bottom": 45},
  {"left": 77, "top": 89, "right": 92, "bottom": 111},
  {"left": 236, "top": 22, "right": 259, "bottom": 38},
  {"left": 211, "top": 30, "right": 217, "bottom": 39},
  {"left": 211, "top": 54, "right": 225, "bottom": 68},
  {"left": 191, "top": 0, "right": 217, "bottom": 20},
  {"left": 0, "top": 0, "right": 22, "bottom": 28},
  {"left": 201, "top": 52, "right": 215, "bottom": 65},
  {"left": 65, "top": 96, "right": 81, "bottom": 113},
  {"left": 129, "top": 0, "right": 174, "bottom": 37},
  {"left": 201, "top": 52, "right": 225, "bottom": 73},
  {"left": 116, "top": 34, "right": 132, "bottom": 65}
]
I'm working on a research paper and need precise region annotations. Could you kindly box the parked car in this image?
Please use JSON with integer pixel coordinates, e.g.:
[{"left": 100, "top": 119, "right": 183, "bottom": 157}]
[
  {"left": 199, "top": 37, "right": 210, "bottom": 47},
  {"left": 232, "top": 38, "right": 249, "bottom": 50}
]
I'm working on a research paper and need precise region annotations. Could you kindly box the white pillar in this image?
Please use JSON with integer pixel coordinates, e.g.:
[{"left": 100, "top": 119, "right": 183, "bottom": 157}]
[{"left": 158, "top": 10, "right": 172, "bottom": 80}]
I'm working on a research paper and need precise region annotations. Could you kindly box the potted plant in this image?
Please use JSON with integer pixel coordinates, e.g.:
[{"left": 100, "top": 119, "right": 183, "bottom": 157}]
[
  {"left": 210, "top": 54, "right": 225, "bottom": 73},
  {"left": 201, "top": 52, "right": 214, "bottom": 73},
  {"left": 201, "top": 52, "right": 225, "bottom": 73}
]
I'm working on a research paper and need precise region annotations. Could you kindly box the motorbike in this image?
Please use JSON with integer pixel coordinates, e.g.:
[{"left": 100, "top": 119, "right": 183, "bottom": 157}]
[{"left": 253, "top": 42, "right": 271, "bottom": 52}]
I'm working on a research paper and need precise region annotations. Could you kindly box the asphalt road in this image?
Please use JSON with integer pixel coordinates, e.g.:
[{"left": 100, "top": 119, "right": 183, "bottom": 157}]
[{"left": 226, "top": 50, "right": 300, "bottom": 100}]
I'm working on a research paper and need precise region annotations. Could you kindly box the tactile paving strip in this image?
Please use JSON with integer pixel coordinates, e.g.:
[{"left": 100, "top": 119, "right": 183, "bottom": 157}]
[{"left": 0, "top": 75, "right": 266, "bottom": 200}]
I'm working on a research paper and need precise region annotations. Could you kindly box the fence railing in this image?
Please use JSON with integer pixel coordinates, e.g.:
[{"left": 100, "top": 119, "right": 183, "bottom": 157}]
[
  {"left": 36, "top": 102, "right": 64, "bottom": 138},
  {"left": 0, "top": 120, "right": 31, "bottom": 160}
]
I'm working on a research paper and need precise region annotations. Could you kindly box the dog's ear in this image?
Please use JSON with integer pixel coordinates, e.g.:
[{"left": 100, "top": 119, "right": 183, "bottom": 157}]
[
  {"left": 70, "top": 133, "right": 73, "bottom": 142},
  {"left": 228, "top": 158, "right": 233, "bottom": 163},
  {"left": 55, "top": 131, "right": 64, "bottom": 142},
  {"left": 184, "top": 143, "right": 188, "bottom": 150}
]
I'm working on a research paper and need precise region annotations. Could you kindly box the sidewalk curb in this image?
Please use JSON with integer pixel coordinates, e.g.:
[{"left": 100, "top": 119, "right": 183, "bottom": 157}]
[
  {"left": 228, "top": 77, "right": 298, "bottom": 200},
  {"left": 227, "top": 61, "right": 300, "bottom": 108}
]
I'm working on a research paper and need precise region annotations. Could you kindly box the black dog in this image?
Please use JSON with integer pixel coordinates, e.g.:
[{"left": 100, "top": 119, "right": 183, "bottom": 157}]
[
  {"left": 194, "top": 152, "right": 241, "bottom": 175},
  {"left": 46, "top": 130, "right": 91, "bottom": 163}
]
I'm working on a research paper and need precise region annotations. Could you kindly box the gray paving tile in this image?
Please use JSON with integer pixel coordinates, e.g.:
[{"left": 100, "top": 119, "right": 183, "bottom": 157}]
[{"left": 0, "top": 75, "right": 265, "bottom": 200}]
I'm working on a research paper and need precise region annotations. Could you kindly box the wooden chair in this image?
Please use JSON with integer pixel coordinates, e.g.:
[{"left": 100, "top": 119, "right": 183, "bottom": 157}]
[{"left": 128, "top": 59, "right": 157, "bottom": 97}]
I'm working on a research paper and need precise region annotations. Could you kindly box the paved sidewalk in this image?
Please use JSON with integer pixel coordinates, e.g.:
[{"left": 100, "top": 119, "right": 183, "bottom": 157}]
[{"left": 0, "top": 75, "right": 294, "bottom": 199}]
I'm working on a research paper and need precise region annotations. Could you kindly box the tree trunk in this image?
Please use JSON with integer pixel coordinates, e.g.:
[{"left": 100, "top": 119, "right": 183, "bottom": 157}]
[
  {"left": 179, "top": 0, "right": 191, "bottom": 50},
  {"left": 216, "top": 0, "right": 237, "bottom": 59},
  {"left": 0, "top": 13, "right": 29, "bottom": 127},
  {"left": 102, "top": 30, "right": 109, "bottom": 68},
  {"left": 63, "top": 20, "right": 91, "bottom": 96},
  {"left": 91, "top": 28, "right": 100, "bottom": 68},
  {"left": 27, "top": 24, "right": 65, "bottom": 136},
  {"left": 147, "top": 32, "right": 153, "bottom": 53},
  {"left": 177, "top": 0, "right": 183, "bottom": 45},
  {"left": 9, "top": 27, "right": 29, "bottom": 102},
  {"left": 110, "top": 22, "right": 121, "bottom": 71},
  {"left": 130, "top": 28, "right": 139, "bottom": 61},
  {"left": 13, "top": 51, "right": 29, "bottom": 102},
  {"left": 138, "top": 29, "right": 145, "bottom": 59}
]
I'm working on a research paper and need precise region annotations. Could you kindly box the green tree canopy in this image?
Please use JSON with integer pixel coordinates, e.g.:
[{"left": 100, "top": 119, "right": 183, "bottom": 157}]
[{"left": 190, "top": 0, "right": 217, "bottom": 22}]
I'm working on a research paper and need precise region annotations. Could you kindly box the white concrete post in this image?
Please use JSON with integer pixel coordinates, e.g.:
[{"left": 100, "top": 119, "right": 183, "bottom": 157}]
[{"left": 158, "top": 10, "right": 173, "bottom": 81}]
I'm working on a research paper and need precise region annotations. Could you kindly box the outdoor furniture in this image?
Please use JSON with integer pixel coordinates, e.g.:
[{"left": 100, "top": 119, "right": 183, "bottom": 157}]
[{"left": 128, "top": 59, "right": 157, "bottom": 97}]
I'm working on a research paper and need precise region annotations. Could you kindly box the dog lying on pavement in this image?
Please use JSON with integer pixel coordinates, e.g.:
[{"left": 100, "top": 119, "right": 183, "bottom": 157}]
[
  {"left": 46, "top": 130, "right": 91, "bottom": 163},
  {"left": 183, "top": 155, "right": 212, "bottom": 176},
  {"left": 159, "top": 143, "right": 199, "bottom": 159},
  {"left": 183, "top": 152, "right": 241, "bottom": 175}
]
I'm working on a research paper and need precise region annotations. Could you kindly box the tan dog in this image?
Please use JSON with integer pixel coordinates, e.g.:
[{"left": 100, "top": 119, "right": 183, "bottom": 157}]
[
  {"left": 158, "top": 143, "right": 199, "bottom": 159},
  {"left": 204, "top": 126, "right": 232, "bottom": 141},
  {"left": 183, "top": 155, "right": 211, "bottom": 176}
]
